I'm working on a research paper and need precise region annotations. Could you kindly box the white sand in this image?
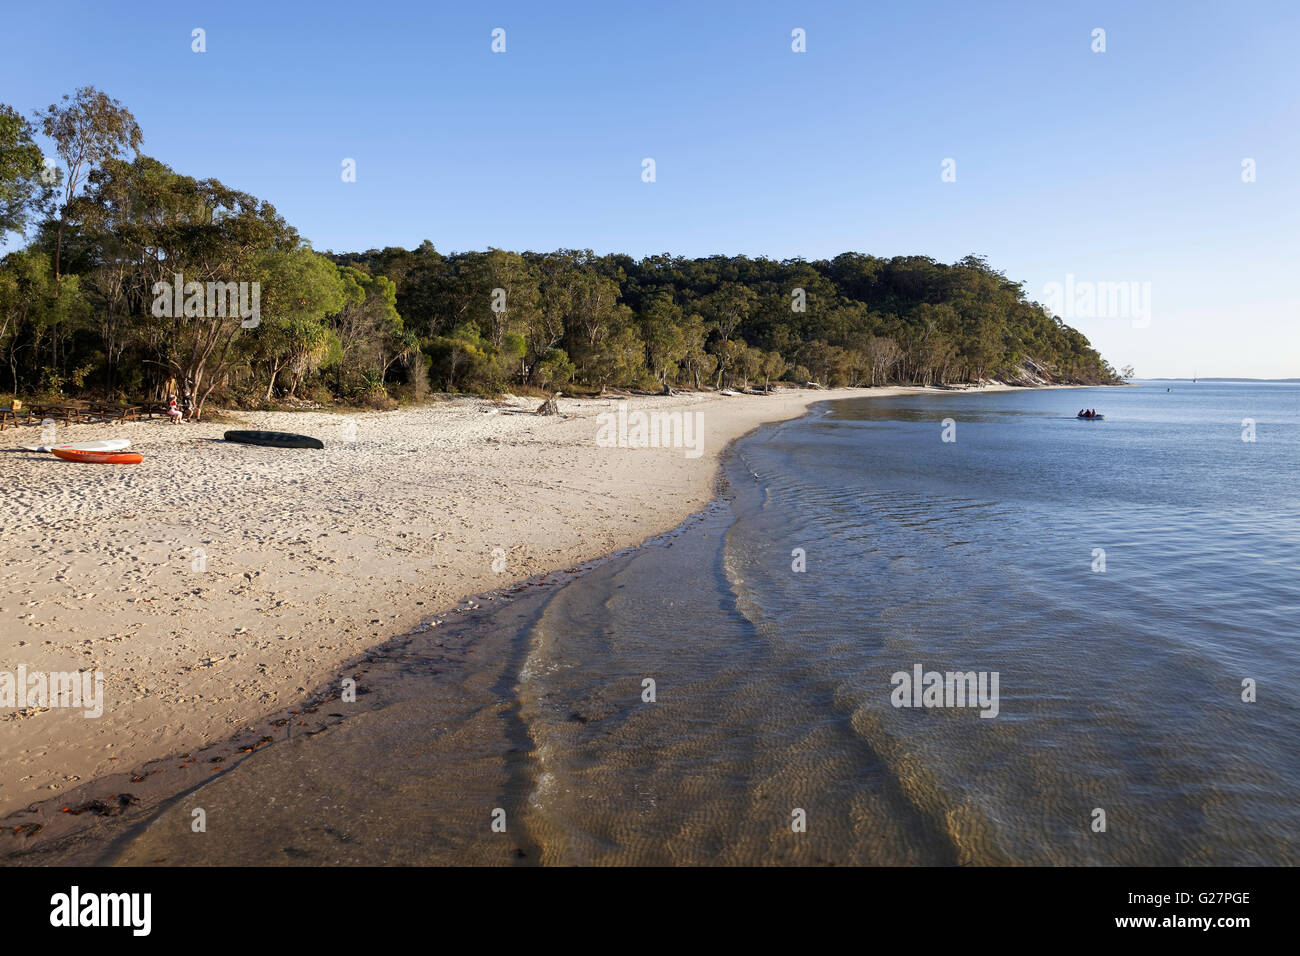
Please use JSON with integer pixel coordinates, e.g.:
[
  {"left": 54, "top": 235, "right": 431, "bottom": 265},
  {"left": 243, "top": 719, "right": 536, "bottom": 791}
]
[{"left": 0, "top": 385, "right": 1014, "bottom": 815}]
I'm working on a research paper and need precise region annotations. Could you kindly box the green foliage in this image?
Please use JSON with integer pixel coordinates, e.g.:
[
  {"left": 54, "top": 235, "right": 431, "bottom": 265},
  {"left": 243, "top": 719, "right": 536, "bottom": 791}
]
[
  {"left": 33, "top": 86, "right": 142, "bottom": 282},
  {"left": 0, "top": 91, "right": 1118, "bottom": 409},
  {"left": 535, "top": 347, "right": 575, "bottom": 389},
  {"left": 341, "top": 247, "right": 1119, "bottom": 392},
  {"left": 0, "top": 104, "right": 53, "bottom": 244},
  {"left": 426, "top": 323, "right": 491, "bottom": 392},
  {"left": 252, "top": 245, "right": 348, "bottom": 399}
]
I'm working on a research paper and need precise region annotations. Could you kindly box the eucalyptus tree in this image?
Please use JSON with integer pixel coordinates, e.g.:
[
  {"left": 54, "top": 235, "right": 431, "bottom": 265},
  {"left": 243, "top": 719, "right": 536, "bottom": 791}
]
[
  {"left": 33, "top": 87, "right": 142, "bottom": 283},
  {"left": 760, "top": 350, "right": 789, "bottom": 392},
  {"left": 865, "top": 335, "right": 901, "bottom": 386},
  {"left": 638, "top": 293, "right": 688, "bottom": 386},
  {"left": 699, "top": 283, "right": 757, "bottom": 386},
  {"left": 0, "top": 248, "right": 87, "bottom": 393},
  {"left": 678, "top": 312, "right": 714, "bottom": 389},
  {"left": 475, "top": 248, "right": 539, "bottom": 349},
  {"left": 253, "top": 247, "right": 347, "bottom": 400},
  {"left": 76, "top": 155, "right": 296, "bottom": 416}
]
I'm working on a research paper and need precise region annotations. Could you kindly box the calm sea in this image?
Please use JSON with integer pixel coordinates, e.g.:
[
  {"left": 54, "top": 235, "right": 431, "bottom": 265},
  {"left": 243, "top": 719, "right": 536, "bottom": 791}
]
[{"left": 108, "top": 382, "right": 1300, "bottom": 865}]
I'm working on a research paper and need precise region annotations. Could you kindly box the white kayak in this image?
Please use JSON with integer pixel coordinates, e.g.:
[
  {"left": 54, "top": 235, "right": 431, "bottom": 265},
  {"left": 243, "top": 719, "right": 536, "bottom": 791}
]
[{"left": 21, "top": 439, "right": 133, "bottom": 453}]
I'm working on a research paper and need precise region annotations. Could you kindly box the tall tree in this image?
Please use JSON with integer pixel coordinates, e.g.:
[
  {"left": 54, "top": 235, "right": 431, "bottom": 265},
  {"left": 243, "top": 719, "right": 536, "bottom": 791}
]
[
  {"left": 700, "top": 283, "right": 757, "bottom": 386},
  {"left": 77, "top": 155, "right": 296, "bottom": 416},
  {"left": 33, "top": 87, "right": 142, "bottom": 283},
  {"left": 638, "top": 294, "right": 687, "bottom": 386},
  {"left": 253, "top": 247, "right": 347, "bottom": 400}
]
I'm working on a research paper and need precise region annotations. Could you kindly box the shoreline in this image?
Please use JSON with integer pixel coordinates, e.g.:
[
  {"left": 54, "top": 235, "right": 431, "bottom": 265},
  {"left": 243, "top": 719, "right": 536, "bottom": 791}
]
[
  {"left": 9, "top": 507, "right": 728, "bottom": 865},
  {"left": 1, "top": 382, "right": 1079, "bottom": 861}
]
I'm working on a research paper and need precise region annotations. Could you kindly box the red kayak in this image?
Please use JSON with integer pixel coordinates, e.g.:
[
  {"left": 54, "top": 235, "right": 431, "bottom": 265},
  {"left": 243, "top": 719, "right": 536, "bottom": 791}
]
[{"left": 52, "top": 448, "right": 143, "bottom": 465}]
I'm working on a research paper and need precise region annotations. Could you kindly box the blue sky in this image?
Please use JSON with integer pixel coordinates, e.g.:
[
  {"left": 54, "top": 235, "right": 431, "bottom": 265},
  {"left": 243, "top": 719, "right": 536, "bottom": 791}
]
[{"left": 4, "top": 0, "right": 1297, "bottom": 377}]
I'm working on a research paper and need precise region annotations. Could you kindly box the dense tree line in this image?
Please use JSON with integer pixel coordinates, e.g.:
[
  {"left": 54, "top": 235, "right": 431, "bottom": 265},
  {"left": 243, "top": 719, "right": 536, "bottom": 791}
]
[
  {"left": 0, "top": 88, "right": 1118, "bottom": 417},
  {"left": 342, "top": 245, "right": 1120, "bottom": 394}
]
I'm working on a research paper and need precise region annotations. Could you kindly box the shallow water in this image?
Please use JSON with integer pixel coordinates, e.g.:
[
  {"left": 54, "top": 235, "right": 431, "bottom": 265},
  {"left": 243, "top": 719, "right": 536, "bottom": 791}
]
[{"left": 110, "top": 383, "right": 1300, "bottom": 865}]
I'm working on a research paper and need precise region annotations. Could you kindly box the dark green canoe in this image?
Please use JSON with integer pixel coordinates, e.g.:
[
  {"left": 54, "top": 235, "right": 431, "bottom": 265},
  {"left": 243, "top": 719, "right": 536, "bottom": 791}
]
[{"left": 224, "top": 430, "right": 324, "bottom": 449}]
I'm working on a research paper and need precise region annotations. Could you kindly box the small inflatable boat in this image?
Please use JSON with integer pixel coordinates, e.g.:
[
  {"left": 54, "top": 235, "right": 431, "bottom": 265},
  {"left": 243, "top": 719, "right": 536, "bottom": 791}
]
[{"left": 1077, "top": 414, "right": 1105, "bottom": 420}]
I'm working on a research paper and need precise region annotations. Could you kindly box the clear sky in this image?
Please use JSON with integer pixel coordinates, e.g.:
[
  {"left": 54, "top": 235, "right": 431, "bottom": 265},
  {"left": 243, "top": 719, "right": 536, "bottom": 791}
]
[{"left": 4, "top": 0, "right": 1297, "bottom": 377}]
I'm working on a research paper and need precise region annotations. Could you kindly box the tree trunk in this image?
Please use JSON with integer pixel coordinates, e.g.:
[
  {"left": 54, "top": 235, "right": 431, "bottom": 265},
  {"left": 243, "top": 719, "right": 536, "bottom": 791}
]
[{"left": 53, "top": 218, "right": 65, "bottom": 290}]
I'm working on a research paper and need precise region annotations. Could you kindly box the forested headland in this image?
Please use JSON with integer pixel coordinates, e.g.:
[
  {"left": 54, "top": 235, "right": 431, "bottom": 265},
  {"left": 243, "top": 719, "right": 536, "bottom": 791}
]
[{"left": 1, "top": 88, "right": 1120, "bottom": 418}]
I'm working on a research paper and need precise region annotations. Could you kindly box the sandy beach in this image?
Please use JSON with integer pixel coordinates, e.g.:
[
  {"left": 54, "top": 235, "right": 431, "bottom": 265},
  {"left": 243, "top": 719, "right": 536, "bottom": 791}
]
[
  {"left": 3, "top": 385, "right": 999, "bottom": 823},
  {"left": 1, "top": 383, "right": 1060, "bottom": 863}
]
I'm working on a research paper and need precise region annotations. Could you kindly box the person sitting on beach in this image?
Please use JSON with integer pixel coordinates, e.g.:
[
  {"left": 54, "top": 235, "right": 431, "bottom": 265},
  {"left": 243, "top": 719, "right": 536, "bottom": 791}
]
[{"left": 167, "top": 398, "right": 182, "bottom": 424}]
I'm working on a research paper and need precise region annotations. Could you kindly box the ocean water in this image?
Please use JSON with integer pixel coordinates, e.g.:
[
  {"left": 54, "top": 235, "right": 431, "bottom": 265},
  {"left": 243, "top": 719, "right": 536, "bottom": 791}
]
[
  {"left": 499, "top": 382, "right": 1300, "bottom": 865},
  {"left": 109, "top": 383, "right": 1300, "bottom": 866}
]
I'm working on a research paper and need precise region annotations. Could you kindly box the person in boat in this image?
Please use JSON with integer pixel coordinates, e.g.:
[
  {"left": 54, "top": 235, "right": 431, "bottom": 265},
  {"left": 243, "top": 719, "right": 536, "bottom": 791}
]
[{"left": 1079, "top": 409, "right": 1086, "bottom": 417}]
